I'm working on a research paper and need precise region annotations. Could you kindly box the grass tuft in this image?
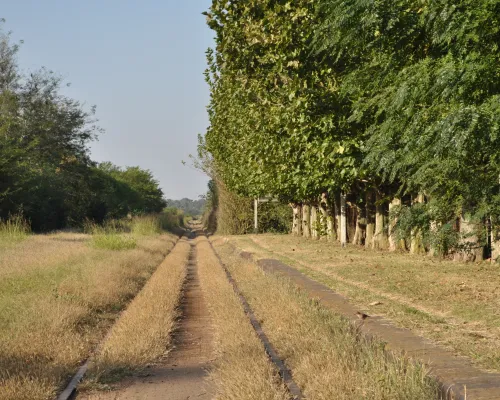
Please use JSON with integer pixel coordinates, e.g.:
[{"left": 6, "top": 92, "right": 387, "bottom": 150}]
[
  {"left": 85, "top": 221, "right": 137, "bottom": 250},
  {"left": 131, "top": 215, "right": 162, "bottom": 236},
  {"left": 91, "top": 234, "right": 137, "bottom": 250},
  {"left": 0, "top": 214, "right": 31, "bottom": 243}
]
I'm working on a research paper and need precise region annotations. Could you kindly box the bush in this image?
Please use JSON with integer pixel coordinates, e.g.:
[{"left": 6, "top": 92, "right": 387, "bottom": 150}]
[{"left": 159, "top": 208, "right": 185, "bottom": 231}]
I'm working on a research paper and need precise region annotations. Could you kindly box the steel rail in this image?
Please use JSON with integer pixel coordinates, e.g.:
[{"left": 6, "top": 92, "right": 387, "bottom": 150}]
[{"left": 206, "top": 238, "right": 304, "bottom": 400}]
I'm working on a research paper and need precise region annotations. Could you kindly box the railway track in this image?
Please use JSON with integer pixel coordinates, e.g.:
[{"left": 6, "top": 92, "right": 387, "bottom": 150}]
[
  {"left": 57, "top": 229, "right": 303, "bottom": 400},
  {"left": 56, "top": 234, "right": 184, "bottom": 400},
  {"left": 205, "top": 234, "right": 304, "bottom": 400}
]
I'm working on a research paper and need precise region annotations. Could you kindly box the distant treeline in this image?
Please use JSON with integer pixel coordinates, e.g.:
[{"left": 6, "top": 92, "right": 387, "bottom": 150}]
[
  {"left": 166, "top": 198, "right": 205, "bottom": 217},
  {"left": 0, "top": 26, "right": 166, "bottom": 231}
]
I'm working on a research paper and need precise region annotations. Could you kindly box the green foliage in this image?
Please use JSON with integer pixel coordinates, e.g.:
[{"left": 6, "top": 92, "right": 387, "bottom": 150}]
[
  {"left": 202, "top": 179, "right": 218, "bottom": 233},
  {"left": 390, "top": 204, "right": 432, "bottom": 249},
  {"left": 202, "top": 0, "right": 362, "bottom": 204},
  {"left": 202, "top": 179, "right": 291, "bottom": 235},
  {"left": 316, "top": 0, "right": 500, "bottom": 225},
  {"left": 159, "top": 208, "right": 185, "bottom": 232},
  {"left": 258, "top": 202, "right": 293, "bottom": 234},
  {"left": 202, "top": 0, "right": 500, "bottom": 253}
]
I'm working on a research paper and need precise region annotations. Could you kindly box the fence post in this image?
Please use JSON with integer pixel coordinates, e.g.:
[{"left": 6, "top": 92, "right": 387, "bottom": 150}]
[
  {"left": 254, "top": 198, "right": 258, "bottom": 233},
  {"left": 340, "top": 192, "right": 347, "bottom": 247}
]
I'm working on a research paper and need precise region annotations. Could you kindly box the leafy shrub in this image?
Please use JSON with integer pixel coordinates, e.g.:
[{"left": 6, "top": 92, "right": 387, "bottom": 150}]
[{"left": 159, "top": 208, "right": 185, "bottom": 231}]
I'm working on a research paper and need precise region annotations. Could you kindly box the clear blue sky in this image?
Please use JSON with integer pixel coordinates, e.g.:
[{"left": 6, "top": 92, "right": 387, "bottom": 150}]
[{"left": 2, "top": 0, "right": 213, "bottom": 200}]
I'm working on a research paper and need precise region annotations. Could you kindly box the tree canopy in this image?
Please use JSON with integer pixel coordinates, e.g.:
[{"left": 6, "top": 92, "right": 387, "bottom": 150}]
[{"left": 202, "top": 0, "right": 500, "bottom": 231}]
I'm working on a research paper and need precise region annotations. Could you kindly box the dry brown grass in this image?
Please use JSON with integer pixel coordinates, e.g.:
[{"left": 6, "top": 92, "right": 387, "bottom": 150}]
[
  {"left": 88, "top": 238, "right": 190, "bottom": 383},
  {"left": 0, "top": 231, "right": 177, "bottom": 400},
  {"left": 228, "top": 234, "right": 500, "bottom": 373},
  {"left": 195, "top": 237, "right": 289, "bottom": 400},
  {"left": 212, "top": 238, "right": 440, "bottom": 400}
]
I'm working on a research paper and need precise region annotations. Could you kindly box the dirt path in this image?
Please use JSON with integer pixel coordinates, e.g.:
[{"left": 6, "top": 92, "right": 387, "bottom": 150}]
[{"left": 85, "top": 241, "right": 213, "bottom": 400}]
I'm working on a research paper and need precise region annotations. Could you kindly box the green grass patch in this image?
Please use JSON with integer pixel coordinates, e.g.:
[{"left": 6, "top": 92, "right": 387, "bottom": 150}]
[
  {"left": 91, "top": 234, "right": 137, "bottom": 250},
  {"left": 85, "top": 221, "right": 137, "bottom": 250},
  {"left": 0, "top": 214, "right": 31, "bottom": 243},
  {"left": 131, "top": 216, "right": 162, "bottom": 236}
]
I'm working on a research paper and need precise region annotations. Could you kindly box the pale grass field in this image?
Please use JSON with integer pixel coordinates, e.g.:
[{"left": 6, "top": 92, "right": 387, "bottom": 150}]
[
  {"left": 228, "top": 234, "right": 500, "bottom": 373},
  {"left": 196, "top": 237, "right": 289, "bottom": 400},
  {"left": 212, "top": 238, "right": 440, "bottom": 400},
  {"left": 0, "top": 231, "right": 177, "bottom": 400},
  {"left": 87, "top": 238, "right": 190, "bottom": 383}
]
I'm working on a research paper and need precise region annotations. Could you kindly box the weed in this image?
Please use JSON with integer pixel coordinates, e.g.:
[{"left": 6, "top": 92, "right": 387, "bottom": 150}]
[
  {"left": 131, "top": 215, "right": 162, "bottom": 236},
  {"left": 0, "top": 214, "right": 31, "bottom": 243}
]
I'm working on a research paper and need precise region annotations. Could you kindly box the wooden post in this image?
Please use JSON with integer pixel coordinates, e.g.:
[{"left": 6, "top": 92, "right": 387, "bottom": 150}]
[
  {"left": 340, "top": 192, "right": 347, "bottom": 247},
  {"left": 365, "top": 190, "right": 375, "bottom": 249},
  {"left": 254, "top": 198, "right": 258, "bottom": 233}
]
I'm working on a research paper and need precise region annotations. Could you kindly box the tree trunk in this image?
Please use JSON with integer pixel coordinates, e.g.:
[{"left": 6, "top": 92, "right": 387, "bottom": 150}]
[
  {"left": 373, "top": 190, "right": 388, "bottom": 250},
  {"left": 340, "top": 192, "right": 347, "bottom": 247},
  {"left": 319, "top": 193, "right": 329, "bottom": 240},
  {"left": 492, "top": 220, "right": 500, "bottom": 263},
  {"left": 429, "top": 220, "right": 438, "bottom": 256},
  {"left": 365, "top": 190, "right": 375, "bottom": 249},
  {"left": 454, "top": 213, "right": 483, "bottom": 262},
  {"left": 352, "top": 204, "right": 366, "bottom": 245},
  {"left": 292, "top": 204, "right": 302, "bottom": 236},
  {"left": 410, "top": 193, "right": 425, "bottom": 254},
  {"left": 311, "top": 206, "right": 319, "bottom": 240},
  {"left": 388, "top": 197, "right": 403, "bottom": 251},
  {"left": 334, "top": 196, "right": 341, "bottom": 242},
  {"left": 302, "top": 204, "right": 311, "bottom": 238}
]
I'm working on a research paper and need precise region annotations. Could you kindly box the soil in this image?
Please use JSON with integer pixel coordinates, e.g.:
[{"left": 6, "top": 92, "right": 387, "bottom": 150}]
[{"left": 83, "top": 240, "right": 214, "bottom": 400}]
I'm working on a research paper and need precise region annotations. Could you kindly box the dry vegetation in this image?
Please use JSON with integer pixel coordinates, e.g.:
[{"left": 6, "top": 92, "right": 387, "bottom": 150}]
[
  {"left": 0, "top": 225, "right": 177, "bottom": 400},
  {"left": 87, "top": 239, "right": 190, "bottom": 383},
  {"left": 196, "top": 237, "right": 289, "bottom": 400},
  {"left": 228, "top": 234, "right": 500, "bottom": 373},
  {"left": 212, "top": 238, "right": 440, "bottom": 400}
]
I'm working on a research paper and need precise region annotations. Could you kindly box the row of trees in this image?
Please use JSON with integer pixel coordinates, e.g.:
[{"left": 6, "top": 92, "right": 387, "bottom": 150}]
[
  {"left": 201, "top": 0, "right": 500, "bottom": 261},
  {"left": 0, "top": 26, "right": 166, "bottom": 231}
]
